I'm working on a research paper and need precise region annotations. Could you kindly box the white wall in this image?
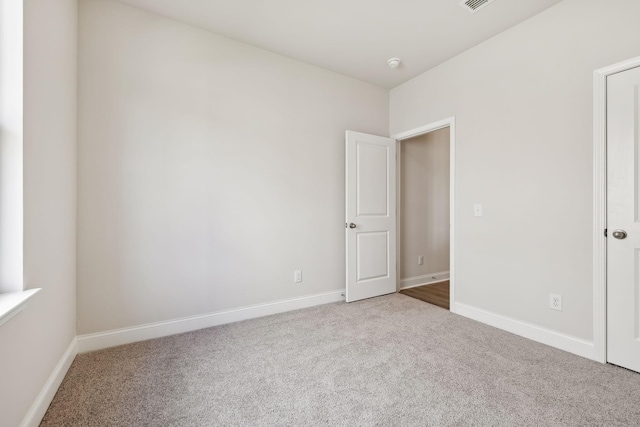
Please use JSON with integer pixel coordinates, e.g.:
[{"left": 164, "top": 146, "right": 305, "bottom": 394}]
[
  {"left": 77, "top": 0, "right": 388, "bottom": 335},
  {"left": 400, "top": 128, "right": 450, "bottom": 281},
  {"left": 391, "top": 0, "right": 640, "bottom": 341},
  {"left": 0, "top": 1, "right": 77, "bottom": 426}
]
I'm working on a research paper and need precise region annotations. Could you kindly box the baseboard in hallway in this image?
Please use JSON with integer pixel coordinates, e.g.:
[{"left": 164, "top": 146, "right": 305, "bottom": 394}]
[{"left": 399, "top": 271, "right": 449, "bottom": 289}]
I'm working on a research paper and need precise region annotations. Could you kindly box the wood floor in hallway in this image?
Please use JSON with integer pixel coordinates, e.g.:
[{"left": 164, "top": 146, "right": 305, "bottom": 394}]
[{"left": 400, "top": 281, "right": 449, "bottom": 309}]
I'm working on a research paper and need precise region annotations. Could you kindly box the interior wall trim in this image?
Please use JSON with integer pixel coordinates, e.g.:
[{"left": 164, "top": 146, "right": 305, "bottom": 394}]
[
  {"left": 455, "top": 302, "right": 595, "bottom": 360},
  {"left": 399, "top": 271, "right": 450, "bottom": 290},
  {"left": 20, "top": 337, "right": 78, "bottom": 427},
  {"left": 77, "top": 290, "right": 345, "bottom": 353}
]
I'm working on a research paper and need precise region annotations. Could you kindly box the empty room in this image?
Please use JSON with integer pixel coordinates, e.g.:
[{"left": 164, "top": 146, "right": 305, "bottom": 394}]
[{"left": 2, "top": 0, "right": 640, "bottom": 425}]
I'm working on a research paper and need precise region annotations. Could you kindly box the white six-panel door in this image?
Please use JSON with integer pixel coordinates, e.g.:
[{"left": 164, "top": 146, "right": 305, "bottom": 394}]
[
  {"left": 607, "top": 66, "right": 640, "bottom": 373},
  {"left": 345, "top": 131, "right": 396, "bottom": 302}
]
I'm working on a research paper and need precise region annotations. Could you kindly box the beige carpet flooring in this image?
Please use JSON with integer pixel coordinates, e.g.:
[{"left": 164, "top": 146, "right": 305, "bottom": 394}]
[{"left": 42, "top": 294, "right": 640, "bottom": 426}]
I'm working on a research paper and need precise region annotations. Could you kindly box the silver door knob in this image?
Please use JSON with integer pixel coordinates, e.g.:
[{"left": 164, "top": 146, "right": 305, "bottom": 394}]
[
  {"left": 612, "top": 229, "right": 627, "bottom": 239},
  {"left": 349, "top": 223, "right": 356, "bottom": 229}
]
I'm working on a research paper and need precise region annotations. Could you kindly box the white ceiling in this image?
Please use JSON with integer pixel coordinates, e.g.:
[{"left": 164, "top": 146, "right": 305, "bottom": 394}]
[{"left": 113, "top": 0, "right": 563, "bottom": 89}]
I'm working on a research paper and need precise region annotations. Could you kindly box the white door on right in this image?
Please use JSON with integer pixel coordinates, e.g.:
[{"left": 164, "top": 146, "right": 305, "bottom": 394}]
[{"left": 607, "top": 65, "right": 640, "bottom": 373}]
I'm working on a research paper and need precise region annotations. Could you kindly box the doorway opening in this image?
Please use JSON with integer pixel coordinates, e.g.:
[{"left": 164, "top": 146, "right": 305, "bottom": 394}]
[{"left": 392, "top": 118, "right": 455, "bottom": 311}]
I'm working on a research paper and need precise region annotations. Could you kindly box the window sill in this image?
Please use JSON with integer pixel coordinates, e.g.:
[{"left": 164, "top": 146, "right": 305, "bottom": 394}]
[{"left": 0, "top": 288, "right": 41, "bottom": 327}]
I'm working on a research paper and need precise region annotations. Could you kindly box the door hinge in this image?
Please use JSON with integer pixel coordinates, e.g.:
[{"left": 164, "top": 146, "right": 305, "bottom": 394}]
[{"left": 604, "top": 228, "right": 608, "bottom": 237}]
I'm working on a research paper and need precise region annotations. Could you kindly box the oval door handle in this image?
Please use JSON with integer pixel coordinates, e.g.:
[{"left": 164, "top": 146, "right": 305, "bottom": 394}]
[
  {"left": 612, "top": 229, "right": 627, "bottom": 239},
  {"left": 349, "top": 223, "right": 357, "bottom": 229}
]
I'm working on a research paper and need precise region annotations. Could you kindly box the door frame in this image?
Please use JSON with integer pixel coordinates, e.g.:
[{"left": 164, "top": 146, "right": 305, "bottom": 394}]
[
  {"left": 391, "top": 117, "right": 456, "bottom": 312},
  {"left": 593, "top": 55, "right": 640, "bottom": 364}
]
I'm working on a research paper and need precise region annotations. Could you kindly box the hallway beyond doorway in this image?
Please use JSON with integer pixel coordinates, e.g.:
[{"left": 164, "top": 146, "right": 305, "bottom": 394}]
[{"left": 400, "top": 281, "right": 449, "bottom": 309}]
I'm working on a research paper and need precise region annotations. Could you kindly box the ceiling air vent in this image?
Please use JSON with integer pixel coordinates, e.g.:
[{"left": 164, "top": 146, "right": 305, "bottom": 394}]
[{"left": 459, "top": 0, "right": 496, "bottom": 14}]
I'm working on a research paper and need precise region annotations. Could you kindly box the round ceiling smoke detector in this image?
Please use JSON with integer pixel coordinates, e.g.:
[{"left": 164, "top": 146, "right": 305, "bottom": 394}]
[{"left": 387, "top": 58, "right": 401, "bottom": 69}]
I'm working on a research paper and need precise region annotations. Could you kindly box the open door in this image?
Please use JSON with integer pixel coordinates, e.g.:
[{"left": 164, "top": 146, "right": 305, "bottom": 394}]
[{"left": 345, "top": 131, "right": 396, "bottom": 302}]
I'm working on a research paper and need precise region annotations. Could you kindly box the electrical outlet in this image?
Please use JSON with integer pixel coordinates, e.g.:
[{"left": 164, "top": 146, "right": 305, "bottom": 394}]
[
  {"left": 294, "top": 270, "right": 302, "bottom": 283},
  {"left": 418, "top": 255, "right": 424, "bottom": 265},
  {"left": 550, "top": 294, "right": 562, "bottom": 311}
]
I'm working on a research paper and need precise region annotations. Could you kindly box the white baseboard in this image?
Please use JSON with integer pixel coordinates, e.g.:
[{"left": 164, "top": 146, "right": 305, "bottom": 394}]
[
  {"left": 400, "top": 271, "right": 450, "bottom": 290},
  {"left": 78, "top": 289, "right": 345, "bottom": 353},
  {"left": 21, "top": 337, "right": 78, "bottom": 427},
  {"left": 454, "top": 302, "right": 596, "bottom": 360}
]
